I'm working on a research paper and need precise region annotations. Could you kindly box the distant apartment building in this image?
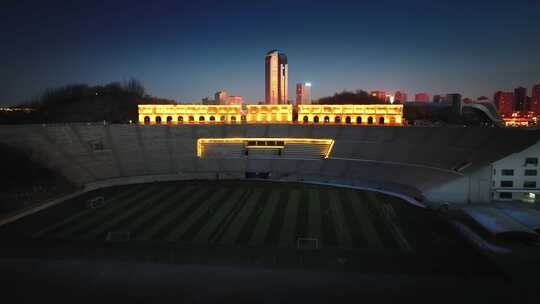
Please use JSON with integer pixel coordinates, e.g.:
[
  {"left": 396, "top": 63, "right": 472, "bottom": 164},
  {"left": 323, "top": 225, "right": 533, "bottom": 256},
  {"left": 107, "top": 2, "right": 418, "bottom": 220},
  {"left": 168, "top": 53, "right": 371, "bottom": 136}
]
[
  {"left": 446, "top": 93, "right": 462, "bottom": 115},
  {"left": 295, "top": 82, "right": 312, "bottom": 105},
  {"left": 215, "top": 90, "right": 228, "bottom": 105},
  {"left": 414, "top": 92, "right": 430, "bottom": 102},
  {"left": 370, "top": 91, "right": 386, "bottom": 102},
  {"left": 265, "top": 50, "right": 288, "bottom": 104},
  {"left": 225, "top": 96, "right": 244, "bottom": 105},
  {"left": 394, "top": 91, "right": 406, "bottom": 103},
  {"left": 433, "top": 94, "right": 443, "bottom": 103},
  {"left": 494, "top": 91, "right": 514, "bottom": 117},
  {"left": 514, "top": 86, "right": 527, "bottom": 112},
  {"left": 530, "top": 84, "right": 540, "bottom": 115},
  {"left": 202, "top": 97, "right": 216, "bottom": 105}
]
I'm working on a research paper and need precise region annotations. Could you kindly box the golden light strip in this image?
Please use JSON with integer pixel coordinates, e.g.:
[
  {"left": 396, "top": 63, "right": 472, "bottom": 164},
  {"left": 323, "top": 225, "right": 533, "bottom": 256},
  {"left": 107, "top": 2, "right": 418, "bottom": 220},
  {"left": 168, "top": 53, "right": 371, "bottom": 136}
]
[{"left": 197, "top": 137, "right": 335, "bottom": 158}]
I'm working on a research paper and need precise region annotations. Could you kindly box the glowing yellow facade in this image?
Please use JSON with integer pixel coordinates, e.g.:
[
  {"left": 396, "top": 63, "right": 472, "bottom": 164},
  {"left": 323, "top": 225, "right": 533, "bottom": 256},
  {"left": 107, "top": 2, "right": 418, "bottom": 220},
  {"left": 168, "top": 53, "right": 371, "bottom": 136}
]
[
  {"left": 138, "top": 104, "right": 243, "bottom": 124},
  {"left": 297, "top": 104, "right": 403, "bottom": 125},
  {"left": 197, "top": 138, "right": 334, "bottom": 158},
  {"left": 246, "top": 105, "right": 293, "bottom": 123},
  {"left": 138, "top": 103, "right": 402, "bottom": 125}
]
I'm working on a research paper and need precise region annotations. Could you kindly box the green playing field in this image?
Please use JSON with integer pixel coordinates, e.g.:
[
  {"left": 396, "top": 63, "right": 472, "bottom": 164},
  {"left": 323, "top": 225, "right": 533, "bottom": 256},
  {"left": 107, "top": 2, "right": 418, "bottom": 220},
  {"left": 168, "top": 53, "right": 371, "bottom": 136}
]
[{"left": 9, "top": 180, "right": 429, "bottom": 251}]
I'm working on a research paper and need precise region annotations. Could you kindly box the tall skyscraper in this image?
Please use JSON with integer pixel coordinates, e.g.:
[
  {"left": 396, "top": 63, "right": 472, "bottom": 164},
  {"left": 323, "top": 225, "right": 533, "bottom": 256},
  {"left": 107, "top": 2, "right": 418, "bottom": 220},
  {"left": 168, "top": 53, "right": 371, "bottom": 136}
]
[
  {"left": 296, "top": 82, "right": 311, "bottom": 105},
  {"left": 494, "top": 91, "right": 514, "bottom": 116},
  {"left": 531, "top": 84, "right": 540, "bottom": 115},
  {"left": 414, "top": 92, "right": 430, "bottom": 102},
  {"left": 514, "top": 86, "right": 527, "bottom": 112},
  {"left": 215, "top": 90, "right": 227, "bottom": 105},
  {"left": 265, "top": 50, "right": 288, "bottom": 104}
]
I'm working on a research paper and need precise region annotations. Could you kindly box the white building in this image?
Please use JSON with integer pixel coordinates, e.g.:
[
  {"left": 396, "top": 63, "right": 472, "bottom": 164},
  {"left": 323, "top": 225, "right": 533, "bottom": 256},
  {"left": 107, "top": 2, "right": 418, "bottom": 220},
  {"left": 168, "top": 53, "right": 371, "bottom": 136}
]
[{"left": 491, "top": 142, "right": 539, "bottom": 203}]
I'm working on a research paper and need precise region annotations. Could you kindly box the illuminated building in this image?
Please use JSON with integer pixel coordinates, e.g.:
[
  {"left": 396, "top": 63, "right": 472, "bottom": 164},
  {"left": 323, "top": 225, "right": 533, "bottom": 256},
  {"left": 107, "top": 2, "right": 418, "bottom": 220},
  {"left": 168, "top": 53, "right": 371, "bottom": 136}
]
[
  {"left": 246, "top": 104, "right": 293, "bottom": 123},
  {"left": 296, "top": 82, "right": 311, "bottom": 105},
  {"left": 138, "top": 104, "right": 243, "bottom": 124},
  {"left": 394, "top": 91, "right": 406, "bottom": 104},
  {"left": 414, "top": 93, "right": 430, "bottom": 102},
  {"left": 494, "top": 91, "right": 514, "bottom": 117},
  {"left": 225, "top": 96, "right": 244, "bottom": 105},
  {"left": 370, "top": 91, "right": 386, "bottom": 102},
  {"left": 503, "top": 111, "right": 537, "bottom": 127},
  {"left": 514, "top": 86, "right": 527, "bottom": 112},
  {"left": 530, "top": 84, "right": 540, "bottom": 116},
  {"left": 197, "top": 138, "right": 334, "bottom": 158},
  {"left": 297, "top": 104, "right": 403, "bottom": 125},
  {"left": 215, "top": 91, "right": 227, "bottom": 104},
  {"left": 265, "top": 50, "right": 288, "bottom": 104}
]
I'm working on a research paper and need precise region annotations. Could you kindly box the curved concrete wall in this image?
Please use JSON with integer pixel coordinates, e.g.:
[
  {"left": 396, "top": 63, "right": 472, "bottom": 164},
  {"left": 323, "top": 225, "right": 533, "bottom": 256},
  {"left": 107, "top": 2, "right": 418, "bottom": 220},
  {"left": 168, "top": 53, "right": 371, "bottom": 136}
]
[{"left": 0, "top": 124, "right": 538, "bottom": 205}]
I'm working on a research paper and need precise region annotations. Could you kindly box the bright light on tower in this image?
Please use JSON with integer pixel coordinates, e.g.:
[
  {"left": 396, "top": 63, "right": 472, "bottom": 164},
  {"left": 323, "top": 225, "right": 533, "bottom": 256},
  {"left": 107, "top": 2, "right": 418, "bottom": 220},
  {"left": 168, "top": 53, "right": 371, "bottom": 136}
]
[{"left": 305, "top": 82, "right": 312, "bottom": 87}]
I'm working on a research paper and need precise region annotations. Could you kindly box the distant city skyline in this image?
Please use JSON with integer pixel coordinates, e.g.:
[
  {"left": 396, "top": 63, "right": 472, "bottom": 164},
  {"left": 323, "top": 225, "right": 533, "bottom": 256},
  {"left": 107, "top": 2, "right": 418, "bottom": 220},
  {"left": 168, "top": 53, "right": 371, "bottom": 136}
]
[{"left": 1, "top": 0, "right": 539, "bottom": 106}]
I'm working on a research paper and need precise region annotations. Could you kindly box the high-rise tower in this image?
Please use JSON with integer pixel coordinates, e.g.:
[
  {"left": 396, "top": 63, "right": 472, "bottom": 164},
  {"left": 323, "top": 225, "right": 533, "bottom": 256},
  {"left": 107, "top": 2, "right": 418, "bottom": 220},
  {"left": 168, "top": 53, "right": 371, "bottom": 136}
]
[
  {"left": 296, "top": 82, "right": 311, "bottom": 105},
  {"left": 265, "top": 50, "right": 288, "bottom": 104}
]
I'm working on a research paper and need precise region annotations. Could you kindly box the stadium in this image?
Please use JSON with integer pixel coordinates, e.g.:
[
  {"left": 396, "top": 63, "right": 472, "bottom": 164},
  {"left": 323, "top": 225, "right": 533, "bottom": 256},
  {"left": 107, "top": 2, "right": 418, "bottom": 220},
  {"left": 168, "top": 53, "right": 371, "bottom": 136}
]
[{"left": 1, "top": 119, "right": 540, "bottom": 301}]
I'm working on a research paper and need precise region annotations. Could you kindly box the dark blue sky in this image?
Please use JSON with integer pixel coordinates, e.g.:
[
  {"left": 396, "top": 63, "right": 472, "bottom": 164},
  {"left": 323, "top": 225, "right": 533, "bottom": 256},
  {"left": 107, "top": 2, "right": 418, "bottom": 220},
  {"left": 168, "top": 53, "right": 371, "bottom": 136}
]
[{"left": 1, "top": 0, "right": 539, "bottom": 105}]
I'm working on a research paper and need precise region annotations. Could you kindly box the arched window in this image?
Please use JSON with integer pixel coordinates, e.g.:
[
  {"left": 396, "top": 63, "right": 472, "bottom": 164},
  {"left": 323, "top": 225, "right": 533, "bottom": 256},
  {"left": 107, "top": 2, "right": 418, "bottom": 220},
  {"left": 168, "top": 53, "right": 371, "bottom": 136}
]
[
  {"left": 231, "top": 116, "right": 237, "bottom": 122},
  {"left": 199, "top": 116, "right": 205, "bottom": 122},
  {"left": 368, "top": 117, "right": 373, "bottom": 125},
  {"left": 345, "top": 116, "right": 351, "bottom": 124},
  {"left": 390, "top": 117, "right": 396, "bottom": 124},
  {"left": 313, "top": 116, "right": 320, "bottom": 123},
  {"left": 220, "top": 116, "right": 226, "bottom": 122},
  {"left": 356, "top": 117, "right": 362, "bottom": 124},
  {"left": 335, "top": 116, "right": 341, "bottom": 123},
  {"left": 178, "top": 116, "right": 184, "bottom": 123},
  {"left": 209, "top": 116, "right": 215, "bottom": 122},
  {"left": 189, "top": 116, "right": 194, "bottom": 122},
  {"left": 379, "top": 117, "right": 385, "bottom": 125},
  {"left": 166, "top": 116, "right": 173, "bottom": 124},
  {"left": 324, "top": 116, "right": 330, "bottom": 123},
  {"left": 155, "top": 116, "right": 162, "bottom": 124},
  {"left": 303, "top": 116, "right": 309, "bottom": 123},
  {"left": 144, "top": 116, "right": 150, "bottom": 124}
]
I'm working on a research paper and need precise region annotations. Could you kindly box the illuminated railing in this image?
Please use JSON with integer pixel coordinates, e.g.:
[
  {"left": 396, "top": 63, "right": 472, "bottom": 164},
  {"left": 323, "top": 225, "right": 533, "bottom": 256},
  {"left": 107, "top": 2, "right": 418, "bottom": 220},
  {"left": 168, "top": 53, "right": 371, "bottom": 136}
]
[{"left": 197, "top": 138, "right": 335, "bottom": 158}]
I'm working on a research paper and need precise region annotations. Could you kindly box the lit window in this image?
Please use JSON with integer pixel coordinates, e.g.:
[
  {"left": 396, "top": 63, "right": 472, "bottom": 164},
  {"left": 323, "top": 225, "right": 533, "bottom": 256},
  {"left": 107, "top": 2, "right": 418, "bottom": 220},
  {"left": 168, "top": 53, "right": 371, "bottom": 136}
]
[{"left": 500, "top": 180, "right": 513, "bottom": 187}]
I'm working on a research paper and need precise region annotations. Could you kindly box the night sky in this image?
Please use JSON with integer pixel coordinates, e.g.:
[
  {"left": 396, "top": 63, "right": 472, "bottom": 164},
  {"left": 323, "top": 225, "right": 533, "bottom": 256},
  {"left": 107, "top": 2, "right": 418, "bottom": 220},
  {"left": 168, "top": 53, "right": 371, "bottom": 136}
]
[{"left": 1, "top": 0, "right": 539, "bottom": 105}]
